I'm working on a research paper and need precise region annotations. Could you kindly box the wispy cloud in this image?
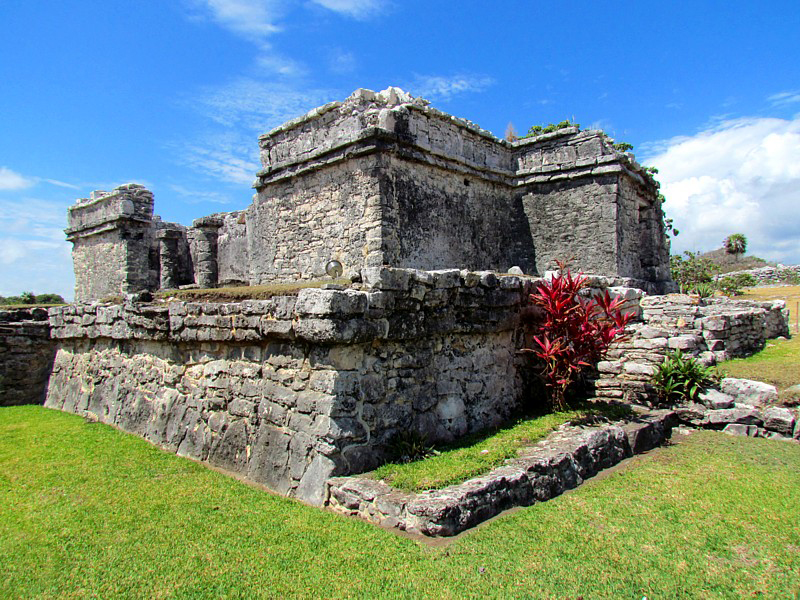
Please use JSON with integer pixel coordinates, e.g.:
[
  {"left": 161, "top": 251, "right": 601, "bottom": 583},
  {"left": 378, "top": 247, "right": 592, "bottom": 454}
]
[
  {"left": 0, "top": 196, "right": 74, "bottom": 298},
  {"left": 769, "top": 90, "right": 800, "bottom": 106},
  {"left": 310, "top": 0, "right": 387, "bottom": 19},
  {"left": 175, "top": 77, "right": 336, "bottom": 186},
  {"left": 188, "top": 78, "right": 335, "bottom": 130},
  {"left": 170, "top": 184, "right": 240, "bottom": 205},
  {"left": 327, "top": 48, "right": 356, "bottom": 74},
  {"left": 409, "top": 73, "right": 495, "bottom": 102},
  {"left": 176, "top": 132, "right": 261, "bottom": 185},
  {"left": 643, "top": 115, "right": 800, "bottom": 265},
  {"left": 191, "top": 0, "right": 285, "bottom": 41},
  {"left": 43, "top": 178, "right": 80, "bottom": 190},
  {"left": 0, "top": 166, "right": 35, "bottom": 191}
]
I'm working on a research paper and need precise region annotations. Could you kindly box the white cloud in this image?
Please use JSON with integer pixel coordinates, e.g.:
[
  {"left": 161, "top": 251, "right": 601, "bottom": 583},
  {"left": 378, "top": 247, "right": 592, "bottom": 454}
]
[
  {"left": 43, "top": 178, "right": 80, "bottom": 190},
  {"left": 193, "top": 0, "right": 285, "bottom": 40},
  {"left": 169, "top": 184, "right": 239, "bottom": 205},
  {"left": 0, "top": 196, "right": 74, "bottom": 299},
  {"left": 409, "top": 73, "right": 495, "bottom": 102},
  {"left": 0, "top": 166, "right": 35, "bottom": 191},
  {"left": 769, "top": 90, "right": 800, "bottom": 106},
  {"left": 178, "top": 132, "right": 261, "bottom": 185},
  {"left": 177, "top": 79, "right": 336, "bottom": 184},
  {"left": 310, "top": 0, "right": 386, "bottom": 19},
  {"left": 190, "top": 78, "right": 335, "bottom": 130},
  {"left": 643, "top": 116, "right": 800, "bottom": 265},
  {"left": 328, "top": 48, "right": 356, "bottom": 74}
]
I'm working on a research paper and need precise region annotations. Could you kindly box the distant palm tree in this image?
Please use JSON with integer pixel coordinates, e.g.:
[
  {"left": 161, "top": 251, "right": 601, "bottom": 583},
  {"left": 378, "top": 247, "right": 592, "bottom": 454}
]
[{"left": 723, "top": 233, "right": 747, "bottom": 262}]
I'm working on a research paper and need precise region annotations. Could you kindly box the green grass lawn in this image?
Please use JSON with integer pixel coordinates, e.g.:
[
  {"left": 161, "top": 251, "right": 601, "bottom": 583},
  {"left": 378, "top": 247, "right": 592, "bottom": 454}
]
[
  {"left": 720, "top": 286, "right": 800, "bottom": 400},
  {"left": 372, "top": 402, "right": 632, "bottom": 492},
  {"left": 2, "top": 406, "right": 799, "bottom": 598}
]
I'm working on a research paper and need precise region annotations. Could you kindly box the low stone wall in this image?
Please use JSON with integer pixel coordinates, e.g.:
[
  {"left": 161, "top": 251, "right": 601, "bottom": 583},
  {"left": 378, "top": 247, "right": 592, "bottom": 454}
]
[
  {"left": 44, "top": 268, "right": 535, "bottom": 505},
  {"left": 36, "top": 270, "right": 792, "bottom": 504},
  {"left": 722, "top": 265, "right": 800, "bottom": 285},
  {"left": 593, "top": 295, "right": 790, "bottom": 404},
  {"left": 0, "top": 308, "right": 56, "bottom": 406},
  {"left": 328, "top": 410, "right": 675, "bottom": 536}
]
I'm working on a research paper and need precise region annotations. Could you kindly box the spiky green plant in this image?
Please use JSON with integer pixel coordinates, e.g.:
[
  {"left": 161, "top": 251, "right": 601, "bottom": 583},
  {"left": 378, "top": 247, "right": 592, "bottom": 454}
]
[{"left": 652, "top": 350, "right": 717, "bottom": 405}]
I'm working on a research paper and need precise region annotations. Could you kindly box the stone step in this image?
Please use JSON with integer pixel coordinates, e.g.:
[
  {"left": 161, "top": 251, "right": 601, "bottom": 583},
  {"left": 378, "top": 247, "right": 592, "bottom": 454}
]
[{"left": 326, "top": 409, "right": 676, "bottom": 537}]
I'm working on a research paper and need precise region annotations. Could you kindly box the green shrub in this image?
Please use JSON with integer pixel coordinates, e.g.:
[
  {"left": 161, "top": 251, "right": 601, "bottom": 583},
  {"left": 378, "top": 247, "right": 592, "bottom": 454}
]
[
  {"left": 691, "top": 282, "right": 716, "bottom": 299},
  {"left": 652, "top": 350, "right": 717, "bottom": 405},
  {"left": 524, "top": 120, "right": 579, "bottom": 138},
  {"left": 613, "top": 142, "right": 634, "bottom": 152},
  {"left": 670, "top": 251, "right": 720, "bottom": 293},
  {"left": 778, "top": 270, "right": 800, "bottom": 285},
  {"left": 717, "top": 273, "right": 758, "bottom": 296}
]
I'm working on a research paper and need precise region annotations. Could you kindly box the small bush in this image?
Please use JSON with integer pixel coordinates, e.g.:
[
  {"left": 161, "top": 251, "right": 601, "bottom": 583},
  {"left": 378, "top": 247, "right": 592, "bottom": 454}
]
[
  {"left": 613, "top": 142, "right": 634, "bottom": 152},
  {"left": 718, "top": 273, "right": 758, "bottom": 296},
  {"left": 523, "top": 264, "right": 634, "bottom": 409},
  {"left": 691, "top": 282, "right": 716, "bottom": 299},
  {"left": 524, "top": 120, "right": 579, "bottom": 138},
  {"left": 652, "top": 350, "right": 717, "bottom": 405},
  {"left": 670, "top": 251, "right": 720, "bottom": 294},
  {"left": 386, "top": 431, "right": 435, "bottom": 464}
]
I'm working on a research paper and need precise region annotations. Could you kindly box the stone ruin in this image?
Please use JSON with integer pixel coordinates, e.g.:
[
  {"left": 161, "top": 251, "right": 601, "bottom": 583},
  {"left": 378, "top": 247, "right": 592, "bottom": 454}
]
[
  {"left": 1, "top": 88, "right": 794, "bottom": 529},
  {"left": 65, "top": 87, "right": 673, "bottom": 302}
]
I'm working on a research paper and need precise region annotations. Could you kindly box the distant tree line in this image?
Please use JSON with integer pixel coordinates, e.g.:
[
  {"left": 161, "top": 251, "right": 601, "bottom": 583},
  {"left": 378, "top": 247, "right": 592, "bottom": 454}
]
[{"left": 0, "top": 291, "right": 66, "bottom": 306}]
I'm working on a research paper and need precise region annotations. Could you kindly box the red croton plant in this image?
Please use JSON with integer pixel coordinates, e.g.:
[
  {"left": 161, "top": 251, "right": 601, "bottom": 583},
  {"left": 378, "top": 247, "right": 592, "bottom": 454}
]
[{"left": 523, "top": 265, "right": 635, "bottom": 410}]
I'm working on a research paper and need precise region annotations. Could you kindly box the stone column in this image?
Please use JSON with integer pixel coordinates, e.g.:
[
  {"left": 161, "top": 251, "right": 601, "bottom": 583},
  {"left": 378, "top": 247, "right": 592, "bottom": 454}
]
[
  {"left": 156, "top": 229, "right": 181, "bottom": 290},
  {"left": 190, "top": 217, "right": 223, "bottom": 288}
]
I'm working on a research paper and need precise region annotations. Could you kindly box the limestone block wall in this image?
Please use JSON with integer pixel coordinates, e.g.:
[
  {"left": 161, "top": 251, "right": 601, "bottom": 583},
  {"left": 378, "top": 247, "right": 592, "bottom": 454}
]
[
  {"left": 720, "top": 265, "right": 800, "bottom": 285},
  {"left": 0, "top": 308, "right": 56, "bottom": 406},
  {"left": 44, "top": 268, "right": 534, "bottom": 505},
  {"left": 216, "top": 211, "right": 250, "bottom": 286},
  {"left": 66, "top": 184, "right": 156, "bottom": 301},
  {"left": 593, "top": 295, "right": 790, "bottom": 403},
  {"left": 515, "top": 128, "right": 670, "bottom": 287},
  {"left": 249, "top": 155, "right": 384, "bottom": 282},
  {"left": 378, "top": 155, "right": 534, "bottom": 273}
]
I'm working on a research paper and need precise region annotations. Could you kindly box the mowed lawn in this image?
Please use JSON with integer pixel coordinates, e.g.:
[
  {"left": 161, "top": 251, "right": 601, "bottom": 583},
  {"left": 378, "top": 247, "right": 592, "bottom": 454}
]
[
  {"left": 2, "top": 406, "right": 799, "bottom": 598},
  {"left": 721, "top": 286, "right": 800, "bottom": 394}
]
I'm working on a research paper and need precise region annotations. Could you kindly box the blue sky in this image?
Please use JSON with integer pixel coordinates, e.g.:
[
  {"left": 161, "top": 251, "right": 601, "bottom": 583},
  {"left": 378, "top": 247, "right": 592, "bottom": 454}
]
[{"left": 1, "top": 0, "right": 799, "bottom": 299}]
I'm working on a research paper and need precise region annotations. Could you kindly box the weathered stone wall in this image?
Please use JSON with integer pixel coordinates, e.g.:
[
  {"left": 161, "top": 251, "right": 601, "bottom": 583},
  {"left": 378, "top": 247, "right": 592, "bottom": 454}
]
[
  {"left": 521, "top": 176, "right": 619, "bottom": 276},
  {"left": 216, "top": 211, "right": 250, "bottom": 286},
  {"left": 720, "top": 265, "right": 800, "bottom": 285},
  {"left": 593, "top": 294, "right": 791, "bottom": 404},
  {"left": 0, "top": 308, "right": 56, "bottom": 406},
  {"left": 32, "top": 267, "right": 792, "bottom": 503},
  {"left": 379, "top": 156, "right": 534, "bottom": 273},
  {"left": 249, "top": 155, "right": 384, "bottom": 282},
  {"left": 44, "top": 268, "right": 535, "bottom": 505},
  {"left": 66, "top": 184, "right": 155, "bottom": 301}
]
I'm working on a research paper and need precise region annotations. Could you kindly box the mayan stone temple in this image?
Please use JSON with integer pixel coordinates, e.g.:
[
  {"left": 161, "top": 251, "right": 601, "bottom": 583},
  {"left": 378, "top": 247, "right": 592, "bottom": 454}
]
[
  {"left": 65, "top": 87, "right": 672, "bottom": 301},
  {"left": 2, "top": 87, "right": 790, "bottom": 535}
]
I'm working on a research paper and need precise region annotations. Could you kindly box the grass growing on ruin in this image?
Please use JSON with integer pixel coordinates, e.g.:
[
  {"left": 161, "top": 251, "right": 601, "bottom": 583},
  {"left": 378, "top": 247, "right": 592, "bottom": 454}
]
[
  {"left": 2, "top": 406, "right": 799, "bottom": 598},
  {"left": 371, "top": 402, "right": 632, "bottom": 492},
  {"left": 158, "top": 278, "right": 351, "bottom": 302},
  {"left": 720, "top": 286, "right": 800, "bottom": 399}
]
